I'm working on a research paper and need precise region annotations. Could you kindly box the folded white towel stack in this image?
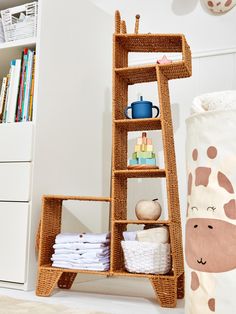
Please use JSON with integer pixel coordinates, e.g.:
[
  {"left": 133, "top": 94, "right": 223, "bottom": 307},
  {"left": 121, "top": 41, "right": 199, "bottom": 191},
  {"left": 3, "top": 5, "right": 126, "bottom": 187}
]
[{"left": 51, "top": 232, "right": 110, "bottom": 271}]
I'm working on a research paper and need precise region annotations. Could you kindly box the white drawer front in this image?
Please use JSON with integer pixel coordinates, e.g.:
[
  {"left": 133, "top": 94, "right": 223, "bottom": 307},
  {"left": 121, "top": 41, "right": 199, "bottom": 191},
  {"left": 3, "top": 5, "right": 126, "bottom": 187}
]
[
  {"left": 0, "top": 122, "right": 33, "bottom": 161},
  {"left": 0, "top": 202, "right": 29, "bottom": 283},
  {"left": 0, "top": 163, "right": 32, "bottom": 201}
]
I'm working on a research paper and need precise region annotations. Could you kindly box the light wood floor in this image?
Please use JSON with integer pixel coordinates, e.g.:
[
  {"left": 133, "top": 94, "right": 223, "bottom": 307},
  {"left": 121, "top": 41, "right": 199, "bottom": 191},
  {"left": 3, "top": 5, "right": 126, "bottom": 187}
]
[{"left": 0, "top": 277, "right": 184, "bottom": 314}]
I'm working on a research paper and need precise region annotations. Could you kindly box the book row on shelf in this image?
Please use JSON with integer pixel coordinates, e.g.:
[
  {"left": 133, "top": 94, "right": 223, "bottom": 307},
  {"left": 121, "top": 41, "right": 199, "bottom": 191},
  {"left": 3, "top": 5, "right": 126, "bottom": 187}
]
[{"left": 0, "top": 47, "right": 36, "bottom": 123}]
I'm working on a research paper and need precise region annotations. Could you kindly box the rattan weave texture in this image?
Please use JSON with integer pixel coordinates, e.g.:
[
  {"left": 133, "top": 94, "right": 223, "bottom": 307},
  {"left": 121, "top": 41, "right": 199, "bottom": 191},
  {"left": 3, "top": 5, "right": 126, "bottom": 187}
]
[{"left": 35, "top": 10, "right": 191, "bottom": 308}]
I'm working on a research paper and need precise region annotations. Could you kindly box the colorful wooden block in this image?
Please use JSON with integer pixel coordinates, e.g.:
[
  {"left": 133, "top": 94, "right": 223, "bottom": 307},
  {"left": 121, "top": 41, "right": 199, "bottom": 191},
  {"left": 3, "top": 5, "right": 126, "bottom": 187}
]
[
  {"left": 129, "top": 159, "right": 138, "bottom": 165},
  {"left": 136, "top": 151, "right": 154, "bottom": 158},
  {"left": 135, "top": 144, "right": 141, "bottom": 152},
  {"left": 145, "top": 158, "right": 156, "bottom": 165},
  {"left": 141, "top": 144, "right": 146, "bottom": 152},
  {"left": 137, "top": 138, "right": 142, "bottom": 145},
  {"left": 138, "top": 157, "right": 147, "bottom": 164},
  {"left": 146, "top": 144, "right": 153, "bottom": 152}
]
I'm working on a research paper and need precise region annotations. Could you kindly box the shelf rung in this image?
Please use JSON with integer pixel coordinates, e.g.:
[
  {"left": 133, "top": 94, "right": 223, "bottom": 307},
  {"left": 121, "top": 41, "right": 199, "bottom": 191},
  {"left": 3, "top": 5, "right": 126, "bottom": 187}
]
[
  {"left": 113, "top": 220, "right": 169, "bottom": 225},
  {"left": 43, "top": 195, "right": 111, "bottom": 202},
  {"left": 111, "top": 270, "right": 174, "bottom": 279},
  {"left": 113, "top": 169, "right": 166, "bottom": 178},
  {"left": 114, "top": 118, "right": 161, "bottom": 131},
  {"left": 40, "top": 264, "right": 111, "bottom": 276}
]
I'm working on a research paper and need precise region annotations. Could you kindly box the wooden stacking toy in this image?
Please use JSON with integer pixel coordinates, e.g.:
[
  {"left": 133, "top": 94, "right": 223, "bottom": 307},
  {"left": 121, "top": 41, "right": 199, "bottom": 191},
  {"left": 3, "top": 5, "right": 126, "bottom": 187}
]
[{"left": 128, "top": 132, "right": 158, "bottom": 169}]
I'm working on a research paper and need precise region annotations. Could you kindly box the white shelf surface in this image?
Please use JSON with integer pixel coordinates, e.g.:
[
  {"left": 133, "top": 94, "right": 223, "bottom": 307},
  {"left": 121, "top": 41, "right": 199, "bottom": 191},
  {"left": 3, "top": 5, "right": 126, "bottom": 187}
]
[{"left": 0, "top": 37, "right": 37, "bottom": 51}]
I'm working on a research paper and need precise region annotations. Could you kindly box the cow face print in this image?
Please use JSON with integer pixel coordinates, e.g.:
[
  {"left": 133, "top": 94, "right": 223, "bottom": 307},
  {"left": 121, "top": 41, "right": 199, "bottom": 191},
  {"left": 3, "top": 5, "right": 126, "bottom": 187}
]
[
  {"left": 204, "top": 0, "right": 236, "bottom": 14},
  {"left": 186, "top": 146, "right": 236, "bottom": 273},
  {"left": 186, "top": 217, "right": 236, "bottom": 272}
]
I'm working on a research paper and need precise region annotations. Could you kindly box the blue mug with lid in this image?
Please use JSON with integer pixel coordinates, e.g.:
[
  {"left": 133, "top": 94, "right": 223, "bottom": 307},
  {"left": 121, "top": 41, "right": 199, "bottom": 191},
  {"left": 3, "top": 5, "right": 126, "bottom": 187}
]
[{"left": 124, "top": 96, "right": 159, "bottom": 119}]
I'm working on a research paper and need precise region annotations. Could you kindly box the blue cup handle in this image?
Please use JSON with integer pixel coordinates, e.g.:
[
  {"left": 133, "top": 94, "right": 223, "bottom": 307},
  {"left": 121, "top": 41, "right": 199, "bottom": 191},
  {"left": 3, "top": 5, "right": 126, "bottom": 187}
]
[
  {"left": 124, "top": 106, "right": 132, "bottom": 119},
  {"left": 152, "top": 105, "right": 160, "bottom": 118}
]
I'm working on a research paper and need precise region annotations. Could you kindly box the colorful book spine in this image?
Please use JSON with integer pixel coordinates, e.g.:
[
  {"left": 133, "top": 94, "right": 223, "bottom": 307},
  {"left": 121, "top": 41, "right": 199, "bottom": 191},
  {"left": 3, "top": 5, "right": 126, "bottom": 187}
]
[
  {"left": 22, "top": 49, "right": 34, "bottom": 122},
  {"left": 28, "top": 54, "right": 36, "bottom": 121},
  {"left": 0, "top": 77, "right": 7, "bottom": 121},
  {"left": 16, "top": 48, "right": 28, "bottom": 122},
  {"left": 6, "top": 59, "right": 21, "bottom": 123},
  {"left": 3, "top": 61, "right": 15, "bottom": 123}
]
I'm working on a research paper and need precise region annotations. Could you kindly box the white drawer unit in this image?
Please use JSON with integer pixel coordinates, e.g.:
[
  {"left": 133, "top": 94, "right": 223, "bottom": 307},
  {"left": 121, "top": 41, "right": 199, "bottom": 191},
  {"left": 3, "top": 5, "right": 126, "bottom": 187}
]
[
  {"left": 0, "top": 202, "right": 29, "bottom": 283},
  {"left": 0, "top": 122, "right": 33, "bottom": 162},
  {"left": 0, "top": 163, "right": 32, "bottom": 201},
  {"left": 0, "top": 0, "right": 111, "bottom": 291}
]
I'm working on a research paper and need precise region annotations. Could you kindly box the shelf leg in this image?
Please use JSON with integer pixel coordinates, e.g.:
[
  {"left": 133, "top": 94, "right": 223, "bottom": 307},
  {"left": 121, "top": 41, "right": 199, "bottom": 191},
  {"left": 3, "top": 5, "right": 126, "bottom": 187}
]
[
  {"left": 177, "top": 273, "right": 185, "bottom": 299},
  {"left": 36, "top": 268, "right": 63, "bottom": 296},
  {"left": 150, "top": 276, "right": 177, "bottom": 308},
  {"left": 58, "top": 272, "right": 77, "bottom": 289}
]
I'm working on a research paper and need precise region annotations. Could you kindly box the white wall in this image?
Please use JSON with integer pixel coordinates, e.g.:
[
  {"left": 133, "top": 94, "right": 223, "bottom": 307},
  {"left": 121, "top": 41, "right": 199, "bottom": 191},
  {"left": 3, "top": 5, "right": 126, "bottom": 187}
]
[{"left": 91, "top": 0, "right": 236, "bottom": 53}]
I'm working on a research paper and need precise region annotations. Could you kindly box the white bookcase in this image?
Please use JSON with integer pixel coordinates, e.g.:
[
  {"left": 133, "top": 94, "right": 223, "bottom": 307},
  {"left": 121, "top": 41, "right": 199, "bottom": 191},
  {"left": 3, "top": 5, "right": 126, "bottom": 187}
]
[{"left": 0, "top": 0, "right": 112, "bottom": 290}]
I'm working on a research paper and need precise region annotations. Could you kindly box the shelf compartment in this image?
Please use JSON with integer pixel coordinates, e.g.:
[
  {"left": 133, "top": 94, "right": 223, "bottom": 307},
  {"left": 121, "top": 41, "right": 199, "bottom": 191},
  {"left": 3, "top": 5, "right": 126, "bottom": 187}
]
[
  {"left": 114, "top": 118, "right": 161, "bottom": 131},
  {"left": 115, "top": 62, "right": 190, "bottom": 85},
  {"left": 115, "top": 64, "right": 157, "bottom": 84},
  {"left": 115, "top": 34, "right": 183, "bottom": 53},
  {"left": 113, "top": 169, "right": 166, "bottom": 178},
  {"left": 114, "top": 220, "right": 170, "bottom": 225}
]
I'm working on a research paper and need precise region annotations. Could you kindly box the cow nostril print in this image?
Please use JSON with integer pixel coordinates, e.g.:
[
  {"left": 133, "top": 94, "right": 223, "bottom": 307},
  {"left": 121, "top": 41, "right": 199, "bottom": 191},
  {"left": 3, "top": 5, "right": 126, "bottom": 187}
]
[
  {"left": 208, "top": 225, "right": 213, "bottom": 229},
  {"left": 194, "top": 225, "right": 198, "bottom": 228}
]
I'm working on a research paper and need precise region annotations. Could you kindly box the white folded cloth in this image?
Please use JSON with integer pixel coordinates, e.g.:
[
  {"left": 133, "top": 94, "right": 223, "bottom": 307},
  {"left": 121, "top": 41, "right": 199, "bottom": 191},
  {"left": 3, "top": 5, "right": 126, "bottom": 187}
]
[
  {"left": 52, "top": 261, "right": 109, "bottom": 271},
  {"left": 136, "top": 226, "right": 169, "bottom": 244},
  {"left": 53, "top": 242, "right": 109, "bottom": 250},
  {"left": 123, "top": 231, "right": 137, "bottom": 241},
  {"left": 51, "top": 254, "right": 109, "bottom": 263},
  {"left": 55, "top": 232, "right": 110, "bottom": 244},
  {"left": 192, "top": 90, "right": 236, "bottom": 114},
  {"left": 54, "top": 247, "right": 109, "bottom": 256}
]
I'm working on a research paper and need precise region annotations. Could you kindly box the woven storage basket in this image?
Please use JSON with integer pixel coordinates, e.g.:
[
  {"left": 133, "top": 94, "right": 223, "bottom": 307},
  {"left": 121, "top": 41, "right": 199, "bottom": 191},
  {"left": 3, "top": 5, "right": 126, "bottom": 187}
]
[
  {"left": 121, "top": 241, "right": 171, "bottom": 274},
  {"left": 1, "top": 2, "right": 38, "bottom": 42}
]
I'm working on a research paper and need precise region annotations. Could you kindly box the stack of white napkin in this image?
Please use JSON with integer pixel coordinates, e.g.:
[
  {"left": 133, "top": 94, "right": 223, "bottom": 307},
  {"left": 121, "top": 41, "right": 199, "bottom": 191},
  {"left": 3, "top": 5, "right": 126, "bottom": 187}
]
[
  {"left": 123, "top": 226, "right": 169, "bottom": 244},
  {"left": 0, "top": 19, "right": 5, "bottom": 43},
  {"left": 51, "top": 232, "right": 110, "bottom": 271}
]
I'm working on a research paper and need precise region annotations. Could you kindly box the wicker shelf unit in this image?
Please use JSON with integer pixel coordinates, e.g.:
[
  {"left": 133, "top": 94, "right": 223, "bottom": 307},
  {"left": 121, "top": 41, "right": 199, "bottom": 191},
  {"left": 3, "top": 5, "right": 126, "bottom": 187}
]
[
  {"left": 35, "top": 11, "right": 191, "bottom": 308},
  {"left": 110, "top": 11, "right": 191, "bottom": 307}
]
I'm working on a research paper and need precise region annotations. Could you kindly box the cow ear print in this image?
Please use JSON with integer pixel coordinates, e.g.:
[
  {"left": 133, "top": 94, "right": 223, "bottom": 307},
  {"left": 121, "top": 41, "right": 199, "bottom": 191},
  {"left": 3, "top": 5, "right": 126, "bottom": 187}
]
[{"left": 225, "top": 0, "right": 232, "bottom": 6}]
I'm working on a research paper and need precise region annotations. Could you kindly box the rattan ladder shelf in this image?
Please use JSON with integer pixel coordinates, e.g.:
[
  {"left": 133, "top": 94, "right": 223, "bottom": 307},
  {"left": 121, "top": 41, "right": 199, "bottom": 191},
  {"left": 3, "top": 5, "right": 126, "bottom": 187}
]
[
  {"left": 35, "top": 10, "right": 191, "bottom": 308},
  {"left": 111, "top": 10, "right": 191, "bottom": 308}
]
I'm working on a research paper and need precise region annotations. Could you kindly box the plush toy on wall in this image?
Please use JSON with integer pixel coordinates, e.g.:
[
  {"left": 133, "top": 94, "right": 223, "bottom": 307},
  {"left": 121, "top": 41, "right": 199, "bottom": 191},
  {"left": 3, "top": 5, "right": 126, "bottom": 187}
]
[{"left": 203, "top": 0, "right": 236, "bottom": 14}]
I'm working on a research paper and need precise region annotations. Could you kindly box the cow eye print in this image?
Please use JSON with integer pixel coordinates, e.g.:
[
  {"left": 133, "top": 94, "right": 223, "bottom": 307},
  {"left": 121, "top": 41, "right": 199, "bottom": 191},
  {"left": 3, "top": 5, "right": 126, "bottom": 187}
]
[
  {"left": 208, "top": 225, "right": 213, "bottom": 229},
  {"left": 191, "top": 206, "right": 199, "bottom": 211}
]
